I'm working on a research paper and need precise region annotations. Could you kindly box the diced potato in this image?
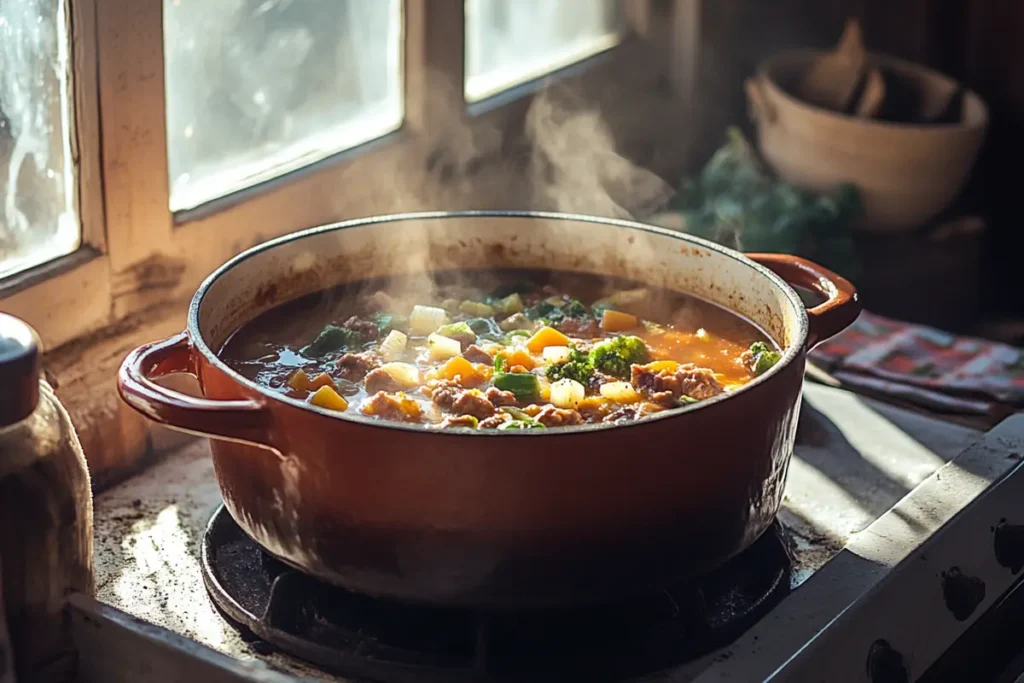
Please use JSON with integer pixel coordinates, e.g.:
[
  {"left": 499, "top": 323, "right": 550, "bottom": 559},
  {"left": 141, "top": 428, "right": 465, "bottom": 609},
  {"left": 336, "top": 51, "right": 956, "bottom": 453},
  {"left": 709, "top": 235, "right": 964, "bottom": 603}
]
[
  {"left": 601, "top": 309, "right": 639, "bottom": 333},
  {"left": 494, "top": 293, "right": 524, "bottom": 316},
  {"left": 287, "top": 369, "right": 310, "bottom": 391},
  {"left": 600, "top": 381, "right": 641, "bottom": 404},
  {"left": 378, "top": 362, "right": 421, "bottom": 388},
  {"left": 542, "top": 345, "right": 572, "bottom": 364},
  {"left": 379, "top": 330, "right": 408, "bottom": 361},
  {"left": 550, "top": 378, "right": 585, "bottom": 409},
  {"left": 409, "top": 305, "right": 448, "bottom": 336},
  {"left": 309, "top": 385, "right": 349, "bottom": 411},
  {"left": 427, "top": 333, "right": 462, "bottom": 360},
  {"left": 525, "top": 326, "right": 570, "bottom": 354},
  {"left": 309, "top": 372, "right": 336, "bottom": 390},
  {"left": 458, "top": 300, "right": 495, "bottom": 317}
]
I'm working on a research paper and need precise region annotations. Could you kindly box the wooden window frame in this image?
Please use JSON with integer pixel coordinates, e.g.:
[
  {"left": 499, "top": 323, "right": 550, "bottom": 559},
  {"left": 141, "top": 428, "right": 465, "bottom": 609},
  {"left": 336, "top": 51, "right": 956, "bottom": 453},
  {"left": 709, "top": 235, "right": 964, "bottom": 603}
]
[{"left": 0, "top": 0, "right": 702, "bottom": 353}]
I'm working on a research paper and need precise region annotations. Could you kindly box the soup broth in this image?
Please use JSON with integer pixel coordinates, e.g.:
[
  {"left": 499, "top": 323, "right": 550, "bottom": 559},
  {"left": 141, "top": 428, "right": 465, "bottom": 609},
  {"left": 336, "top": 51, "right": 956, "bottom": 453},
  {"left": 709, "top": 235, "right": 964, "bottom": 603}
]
[{"left": 220, "top": 270, "right": 781, "bottom": 430}]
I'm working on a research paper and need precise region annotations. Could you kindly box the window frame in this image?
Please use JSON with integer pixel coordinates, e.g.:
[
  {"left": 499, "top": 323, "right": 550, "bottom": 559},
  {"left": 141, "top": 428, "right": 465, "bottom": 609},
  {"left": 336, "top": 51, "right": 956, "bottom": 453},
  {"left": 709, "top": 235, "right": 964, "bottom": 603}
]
[{"left": 0, "top": 0, "right": 701, "bottom": 351}]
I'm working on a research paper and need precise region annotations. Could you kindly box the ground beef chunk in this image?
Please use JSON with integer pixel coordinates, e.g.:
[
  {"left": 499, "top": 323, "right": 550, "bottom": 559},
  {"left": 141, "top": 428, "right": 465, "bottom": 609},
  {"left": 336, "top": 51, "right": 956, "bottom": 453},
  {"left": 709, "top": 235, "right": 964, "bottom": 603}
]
[
  {"left": 461, "top": 344, "right": 493, "bottom": 364},
  {"left": 631, "top": 363, "right": 724, "bottom": 401},
  {"left": 477, "top": 415, "right": 508, "bottom": 429},
  {"left": 452, "top": 391, "right": 496, "bottom": 420},
  {"left": 603, "top": 405, "right": 641, "bottom": 423},
  {"left": 484, "top": 386, "right": 518, "bottom": 407},
  {"left": 361, "top": 391, "right": 420, "bottom": 422},
  {"left": 429, "top": 380, "right": 462, "bottom": 409},
  {"left": 364, "top": 368, "right": 405, "bottom": 394},
  {"left": 556, "top": 317, "right": 600, "bottom": 337},
  {"left": 650, "top": 390, "right": 678, "bottom": 408},
  {"left": 336, "top": 351, "right": 380, "bottom": 381},
  {"left": 343, "top": 315, "right": 379, "bottom": 341},
  {"left": 437, "top": 414, "right": 480, "bottom": 429},
  {"left": 534, "top": 405, "right": 584, "bottom": 427}
]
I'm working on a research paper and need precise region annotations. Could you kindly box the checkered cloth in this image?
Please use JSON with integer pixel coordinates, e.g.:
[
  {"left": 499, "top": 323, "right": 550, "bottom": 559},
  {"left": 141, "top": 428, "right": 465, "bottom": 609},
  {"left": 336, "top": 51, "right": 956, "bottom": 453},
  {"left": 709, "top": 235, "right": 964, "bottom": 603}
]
[{"left": 809, "top": 312, "right": 1024, "bottom": 417}]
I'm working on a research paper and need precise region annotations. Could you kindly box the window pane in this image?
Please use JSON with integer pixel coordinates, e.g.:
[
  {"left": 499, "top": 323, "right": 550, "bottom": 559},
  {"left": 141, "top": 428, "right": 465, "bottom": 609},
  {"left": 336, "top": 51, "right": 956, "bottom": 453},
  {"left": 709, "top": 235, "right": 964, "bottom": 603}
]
[
  {"left": 164, "top": 0, "right": 404, "bottom": 212},
  {"left": 465, "top": 0, "right": 621, "bottom": 103},
  {"left": 0, "top": 0, "right": 80, "bottom": 280}
]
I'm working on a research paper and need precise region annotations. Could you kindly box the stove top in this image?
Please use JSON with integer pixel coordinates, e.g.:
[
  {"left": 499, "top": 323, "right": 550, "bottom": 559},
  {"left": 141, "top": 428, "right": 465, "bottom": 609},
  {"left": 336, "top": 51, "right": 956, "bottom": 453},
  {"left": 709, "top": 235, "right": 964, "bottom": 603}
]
[
  {"left": 77, "top": 385, "right": 1024, "bottom": 683},
  {"left": 201, "top": 506, "right": 791, "bottom": 682}
]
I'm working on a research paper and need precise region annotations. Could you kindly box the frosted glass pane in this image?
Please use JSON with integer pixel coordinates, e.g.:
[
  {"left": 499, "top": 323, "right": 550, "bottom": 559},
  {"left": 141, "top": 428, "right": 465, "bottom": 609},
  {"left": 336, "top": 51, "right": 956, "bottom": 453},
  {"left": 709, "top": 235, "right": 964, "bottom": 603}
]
[
  {"left": 164, "top": 0, "right": 404, "bottom": 212},
  {"left": 0, "top": 0, "right": 80, "bottom": 280},
  {"left": 465, "top": 0, "right": 621, "bottom": 103}
]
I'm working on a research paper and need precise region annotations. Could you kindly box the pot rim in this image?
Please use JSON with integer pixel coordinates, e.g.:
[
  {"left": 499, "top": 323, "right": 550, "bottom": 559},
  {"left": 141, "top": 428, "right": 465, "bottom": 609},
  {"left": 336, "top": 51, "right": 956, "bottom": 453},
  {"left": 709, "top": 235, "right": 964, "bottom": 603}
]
[
  {"left": 187, "top": 210, "right": 809, "bottom": 437},
  {"left": 757, "top": 48, "right": 989, "bottom": 133}
]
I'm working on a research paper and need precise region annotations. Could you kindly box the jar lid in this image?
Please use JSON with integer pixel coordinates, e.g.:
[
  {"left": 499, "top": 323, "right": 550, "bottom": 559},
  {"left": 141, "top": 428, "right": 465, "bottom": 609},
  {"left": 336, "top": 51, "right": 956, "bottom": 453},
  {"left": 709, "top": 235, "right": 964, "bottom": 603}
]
[{"left": 0, "top": 313, "right": 41, "bottom": 427}]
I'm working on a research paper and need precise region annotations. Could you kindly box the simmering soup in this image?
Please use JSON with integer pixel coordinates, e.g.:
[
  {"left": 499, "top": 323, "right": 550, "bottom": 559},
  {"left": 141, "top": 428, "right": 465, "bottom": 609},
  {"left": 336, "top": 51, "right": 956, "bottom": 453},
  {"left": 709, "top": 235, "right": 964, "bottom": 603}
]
[{"left": 220, "top": 270, "right": 781, "bottom": 430}]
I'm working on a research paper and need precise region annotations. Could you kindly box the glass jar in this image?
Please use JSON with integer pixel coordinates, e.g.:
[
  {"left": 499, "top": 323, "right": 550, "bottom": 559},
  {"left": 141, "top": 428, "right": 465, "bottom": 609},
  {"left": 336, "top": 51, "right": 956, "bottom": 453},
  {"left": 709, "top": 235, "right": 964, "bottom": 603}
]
[{"left": 0, "top": 313, "right": 93, "bottom": 683}]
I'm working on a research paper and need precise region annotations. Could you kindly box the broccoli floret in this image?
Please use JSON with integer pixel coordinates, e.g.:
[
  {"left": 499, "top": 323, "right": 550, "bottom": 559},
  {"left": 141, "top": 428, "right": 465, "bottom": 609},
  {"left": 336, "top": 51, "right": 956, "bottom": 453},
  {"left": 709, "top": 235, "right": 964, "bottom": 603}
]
[
  {"left": 589, "top": 335, "right": 650, "bottom": 379},
  {"left": 546, "top": 346, "right": 594, "bottom": 385},
  {"left": 748, "top": 341, "right": 782, "bottom": 376}
]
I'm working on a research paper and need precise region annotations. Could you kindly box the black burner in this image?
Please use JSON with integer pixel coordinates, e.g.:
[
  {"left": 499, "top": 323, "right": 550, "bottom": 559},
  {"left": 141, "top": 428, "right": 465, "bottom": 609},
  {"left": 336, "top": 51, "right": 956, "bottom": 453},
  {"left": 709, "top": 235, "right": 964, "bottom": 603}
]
[{"left": 202, "top": 506, "right": 791, "bottom": 682}]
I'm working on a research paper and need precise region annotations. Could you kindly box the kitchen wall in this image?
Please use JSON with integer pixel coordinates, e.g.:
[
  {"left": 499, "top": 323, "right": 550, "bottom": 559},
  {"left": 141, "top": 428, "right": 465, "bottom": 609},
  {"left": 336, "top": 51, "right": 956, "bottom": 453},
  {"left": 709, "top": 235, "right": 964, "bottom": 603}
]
[{"left": 698, "top": 0, "right": 1024, "bottom": 320}]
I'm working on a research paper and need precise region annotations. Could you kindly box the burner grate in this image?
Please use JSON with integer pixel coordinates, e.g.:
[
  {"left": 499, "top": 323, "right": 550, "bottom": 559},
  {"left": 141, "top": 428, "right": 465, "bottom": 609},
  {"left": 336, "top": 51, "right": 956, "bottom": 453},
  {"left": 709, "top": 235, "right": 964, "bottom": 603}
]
[{"left": 202, "top": 506, "right": 791, "bottom": 682}]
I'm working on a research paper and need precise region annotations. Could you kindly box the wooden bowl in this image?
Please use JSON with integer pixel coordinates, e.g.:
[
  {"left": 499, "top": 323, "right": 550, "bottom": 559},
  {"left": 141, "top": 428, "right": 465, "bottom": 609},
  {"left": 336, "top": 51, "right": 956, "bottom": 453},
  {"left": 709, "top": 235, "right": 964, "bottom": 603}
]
[{"left": 746, "top": 50, "right": 988, "bottom": 233}]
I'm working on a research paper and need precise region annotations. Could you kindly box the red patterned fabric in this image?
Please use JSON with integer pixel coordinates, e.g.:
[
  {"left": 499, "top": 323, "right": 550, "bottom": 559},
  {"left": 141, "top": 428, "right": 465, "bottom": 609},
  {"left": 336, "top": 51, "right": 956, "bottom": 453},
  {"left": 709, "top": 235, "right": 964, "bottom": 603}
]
[{"left": 809, "top": 311, "right": 1024, "bottom": 415}]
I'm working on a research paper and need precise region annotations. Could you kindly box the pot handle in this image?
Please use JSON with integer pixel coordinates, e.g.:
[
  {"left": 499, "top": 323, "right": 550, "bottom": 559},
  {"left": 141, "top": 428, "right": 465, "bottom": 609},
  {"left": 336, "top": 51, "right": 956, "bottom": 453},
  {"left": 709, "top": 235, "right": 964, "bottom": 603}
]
[
  {"left": 747, "top": 254, "right": 861, "bottom": 349},
  {"left": 118, "top": 332, "right": 273, "bottom": 447}
]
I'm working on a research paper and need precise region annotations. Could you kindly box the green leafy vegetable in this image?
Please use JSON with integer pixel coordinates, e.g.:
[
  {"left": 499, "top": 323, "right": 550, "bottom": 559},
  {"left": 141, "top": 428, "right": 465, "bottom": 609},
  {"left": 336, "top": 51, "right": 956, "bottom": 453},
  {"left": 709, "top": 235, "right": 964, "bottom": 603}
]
[
  {"left": 589, "top": 335, "right": 650, "bottom": 379},
  {"left": 465, "top": 316, "right": 501, "bottom": 339},
  {"left": 493, "top": 372, "right": 541, "bottom": 401},
  {"left": 302, "top": 325, "right": 364, "bottom": 357},
  {"left": 663, "top": 127, "right": 862, "bottom": 279},
  {"left": 545, "top": 346, "right": 594, "bottom": 385},
  {"left": 748, "top": 341, "right": 782, "bottom": 376}
]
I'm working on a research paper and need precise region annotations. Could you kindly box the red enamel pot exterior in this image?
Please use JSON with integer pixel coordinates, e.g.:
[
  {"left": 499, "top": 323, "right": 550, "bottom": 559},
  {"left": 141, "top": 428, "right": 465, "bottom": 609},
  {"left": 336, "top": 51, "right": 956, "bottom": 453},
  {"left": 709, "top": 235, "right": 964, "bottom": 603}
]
[{"left": 118, "top": 212, "right": 859, "bottom": 608}]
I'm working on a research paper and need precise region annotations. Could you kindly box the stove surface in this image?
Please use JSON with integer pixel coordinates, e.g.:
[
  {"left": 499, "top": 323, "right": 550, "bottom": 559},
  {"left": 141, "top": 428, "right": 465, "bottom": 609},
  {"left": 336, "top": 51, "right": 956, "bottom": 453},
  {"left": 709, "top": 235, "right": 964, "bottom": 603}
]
[
  {"left": 86, "top": 383, "right": 1010, "bottom": 682},
  {"left": 201, "top": 506, "right": 790, "bottom": 682}
]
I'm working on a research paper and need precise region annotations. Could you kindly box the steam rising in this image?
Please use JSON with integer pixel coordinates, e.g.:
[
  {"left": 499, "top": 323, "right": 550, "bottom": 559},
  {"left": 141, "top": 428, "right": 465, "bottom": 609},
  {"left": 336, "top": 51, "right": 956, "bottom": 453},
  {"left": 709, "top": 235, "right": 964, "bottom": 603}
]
[
  {"left": 526, "top": 87, "right": 674, "bottom": 219},
  {"left": 282, "top": 75, "right": 679, "bottom": 338}
]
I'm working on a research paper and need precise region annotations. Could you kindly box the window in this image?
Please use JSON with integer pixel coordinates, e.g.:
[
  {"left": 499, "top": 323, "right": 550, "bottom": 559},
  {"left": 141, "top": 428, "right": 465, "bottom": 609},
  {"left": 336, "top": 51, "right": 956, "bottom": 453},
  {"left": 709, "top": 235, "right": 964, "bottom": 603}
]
[
  {"left": 163, "top": 0, "right": 404, "bottom": 212},
  {"left": 3, "top": 0, "right": 693, "bottom": 354},
  {"left": 464, "top": 0, "right": 623, "bottom": 103},
  {"left": 0, "top": 0, "right": 79, "bottom": 280}
]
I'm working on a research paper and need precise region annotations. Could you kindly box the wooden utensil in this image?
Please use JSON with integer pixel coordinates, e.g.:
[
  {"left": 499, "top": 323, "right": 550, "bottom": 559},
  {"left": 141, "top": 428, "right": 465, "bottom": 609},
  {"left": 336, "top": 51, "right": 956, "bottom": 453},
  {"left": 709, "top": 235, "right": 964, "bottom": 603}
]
[
  {"left": 855, "top": 66, "right": 886, "bottom": 118},
  {"left": 800, "top": 19, "right": 867, "bottom": 113}
]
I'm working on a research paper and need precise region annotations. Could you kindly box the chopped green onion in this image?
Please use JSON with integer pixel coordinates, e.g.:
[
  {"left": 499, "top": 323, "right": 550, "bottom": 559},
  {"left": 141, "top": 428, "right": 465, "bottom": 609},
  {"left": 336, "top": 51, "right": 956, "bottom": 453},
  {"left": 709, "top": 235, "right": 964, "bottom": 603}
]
[
  {"left": 498, "top": 419, "right": 546, "bottom": 430},
  {"left": 501, "top": 329, "right": 531, "bottom": 345},
  {"left": 493, "top": 372, "right": 540, "bottom": 401}
]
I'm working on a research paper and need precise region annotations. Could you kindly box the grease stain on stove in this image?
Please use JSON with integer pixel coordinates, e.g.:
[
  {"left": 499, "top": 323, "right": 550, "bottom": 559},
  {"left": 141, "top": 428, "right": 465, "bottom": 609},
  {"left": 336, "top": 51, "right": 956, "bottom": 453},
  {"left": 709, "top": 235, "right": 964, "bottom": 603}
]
[
  {"left": 993, "top": 518, "right": 1024, "bottom": 574},
  {"left": 940, "top": 567, "right": 985, "bottom": 621},
  {"left": 867, "top": 639, "right": 909, "bottom": 683}
]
